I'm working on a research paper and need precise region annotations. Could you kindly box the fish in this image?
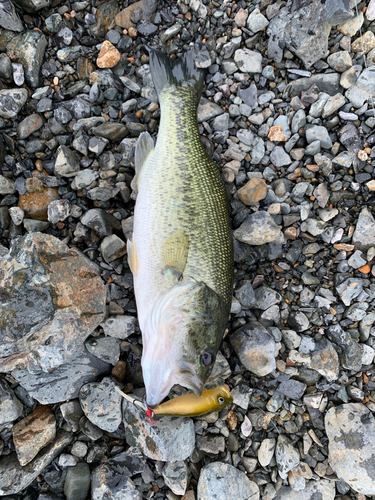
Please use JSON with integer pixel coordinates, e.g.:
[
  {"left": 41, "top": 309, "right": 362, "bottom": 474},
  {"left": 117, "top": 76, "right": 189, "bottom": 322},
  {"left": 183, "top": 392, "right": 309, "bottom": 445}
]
[
  {"left": 128, "top": 47, "right": 233, "bottom": 408},
  {"left": 152, "top": 385, "right": 233, "bottom": 418}
]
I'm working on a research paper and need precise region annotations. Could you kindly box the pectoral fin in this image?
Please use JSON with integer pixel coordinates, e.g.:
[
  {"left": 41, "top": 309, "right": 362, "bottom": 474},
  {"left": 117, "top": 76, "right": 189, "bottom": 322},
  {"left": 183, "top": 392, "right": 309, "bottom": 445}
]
[
  {"left": 161, "top": 231, "right": 189, "bottom": 282},
  {"left": 127, "top": 238, "right": 139, "bottom": 275},
  {"left": 135, "top": 132, "right": 154, "bottom": 175}
]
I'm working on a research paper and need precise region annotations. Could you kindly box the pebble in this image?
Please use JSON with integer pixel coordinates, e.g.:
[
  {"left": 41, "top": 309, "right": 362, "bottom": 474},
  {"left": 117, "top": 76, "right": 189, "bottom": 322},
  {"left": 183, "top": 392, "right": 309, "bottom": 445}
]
[
  {"left": 234, "top": 48, "right": 262, "bottom": 74},
  {"left": 258, "top": 438, "right": 276, "bottom": 467},
  {"left": 234, "top": 211, "right": 284, "bottom": 246},
  {"left": 96, "top": 40, "right": 120, "bottom": 68},
  {"left": 0, "top": 88, "right": 27, "bottom": 118},
  {"left": 64, "top": 463, "right": 91, "bottom": 500},
  {"left": 352, "top": 207, "right": 375, "bottom": 250},
  {"left": 246, "top": 7, "right": 269, "bottom": 33},
  {"left": 100, "top": 234, "right": 127, "bottom": 263},
  {"left": 162, "top": 461, "right": 189, "bottom": 496},
  {"left": 237, "top": 178, "right": 267, "bottom": 206},
  {"left": 0, "top": 378, "right": 23, "bottom": 425}
]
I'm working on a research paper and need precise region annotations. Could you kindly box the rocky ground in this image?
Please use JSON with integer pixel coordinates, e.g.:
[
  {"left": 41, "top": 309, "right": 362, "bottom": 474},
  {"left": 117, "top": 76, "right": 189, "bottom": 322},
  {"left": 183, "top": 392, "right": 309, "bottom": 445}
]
[{"left": 0, "top": 0, "right": 375, "bottom": 498}]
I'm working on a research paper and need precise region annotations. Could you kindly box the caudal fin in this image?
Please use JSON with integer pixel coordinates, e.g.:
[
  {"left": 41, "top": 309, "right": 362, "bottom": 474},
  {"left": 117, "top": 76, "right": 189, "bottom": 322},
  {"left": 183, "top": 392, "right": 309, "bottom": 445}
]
[{"left": 149, "top": 48, "right": 205, "bottom": 97}]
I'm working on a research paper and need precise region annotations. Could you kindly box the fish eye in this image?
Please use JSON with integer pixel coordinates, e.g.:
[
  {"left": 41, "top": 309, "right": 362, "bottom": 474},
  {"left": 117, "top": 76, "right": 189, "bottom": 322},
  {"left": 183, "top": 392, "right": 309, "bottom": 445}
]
[
  {"left": 218, "top": 396, "right": 225, "bottom": 404},
  {"left": 200, "top": 351, "right": 214, "bottom": 367}
]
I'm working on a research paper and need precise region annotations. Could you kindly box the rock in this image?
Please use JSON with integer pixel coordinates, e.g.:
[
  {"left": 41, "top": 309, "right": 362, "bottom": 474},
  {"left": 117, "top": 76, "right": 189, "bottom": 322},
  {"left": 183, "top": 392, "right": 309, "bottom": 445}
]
[
  {"left": 100, "top": 316, "right": 137, "bottom": 339},
  {"left": 17, "top": 177, "right": 60, "bottom": 221},
  {"left": 0, "top": 0, "right": 23, "bottom": 31},
  {"left": 100, "top": 234, "right": 127, "bottom": 263},
  {"left": 12, "top": 406, "right": 56, "bottom": 466},
  {"left": 352, "top": 207, "right": 375, "bottom": 251},
  {"left": 0, "top": 234, "right": 106, "bottom": 372},
  {"left": 93, "top": 123, "right": 128, "bottom": 141},
  {"left": 17, "top": 114, "right": 43, "bottom": 139},
  {"left": 162, "top": 461, "right": 189, "bottom": 496},
  {"left": 270, "top": 146, "right": 291, "bottom": 167},
  {"left": 253, "top": 286, "right": 282, "bottom": 310},
  {"left": 0, "top": 54, "right": 12, "bottom": 79},
  {"left": 47, "top": 199, "right": 71, "bottom": 224},
  {"left": 45, "top": 13, "right": 62, "bottom": 33},
  {"left": 348, "top": 250, "right": 366, "bottom": 269},
  {"left": 276, "top": 434, "right": 300, "bottom": 477},
  {"left": 328, "top": 324, "right": 363, "bottom": 372},
  {"left": 234, "top": 48, "right": 262, "bottom": 73},
  {"left": 6, "top": 30, "right": 47, "bottom": 88},
  {"left": 79, "top": 377, "right": 122, "bottom": 433},
  {"left": 54, "top": 146, "right": 81, "bottom": 178},
  {"left": 326, "top": 403, "right": 375, "bottom": 495},
  {"left": 60, "top": 401, "right": 84, "bottom": 432},
  {"left": 0, "top": 431, "right": 73, "bottom": 495},
  {"left": 0, "top": 174, "right": 15, "bottom": 194},
  {"left": 237, "top": 178, "right": 267, "bottom": 206},
  {"left": 0, "top": 378, "right": 23, "bottom": 425},
  {"left": 246, "top": 7, "right": 269, "bottom": 32},
  {"left": 0, "top": 88, "right": 27, "bottom": 118},
  {"left": 197, "top": 462, "right": 259, "bottom": 500},
  {"left": 274, "top": 480, "right": 335, "bottom": 500},
  {"left": 336, "top": 277, "right": 363, "bottom": 306},
  {"left": 91, "top": 463, "right": 142, "bottom": 500},
  {"left": 322, "top": 93, "right": 346, "bottom": 117},
  {"left": 89, "top": 0, "right": 118, "bottom": 38},
  {"left": 85, "top": 337, "right": 120, "bottom": 365},
  {"left": 239, "top": 84, "right": 258, "bottom": 107},
  {"left": 367, "top": 0, "right": 375, "bottom": 20},
  {"left": 288, "top": 311, "right": 310, "bottom": 332},
  {"left": 337, "top": 11, "right": 364, "bottom": 36},
  {"left": 258, "top": 438, "right": 276, "bottom": 467},
  {"left": 97, "top": 40, "right": 120, "bottom": 68},
  {"left": 234, "top": 211, "right": 284, "bottom": 246},
  {"left": 352, "top": 31, "right": 375, "bottom": 53},
  {"left": 115, "top": 0, "right": 157, "bottom": 29},
  {"left": 123, "top": 397, "right": 195, "bottom": 461},
  {"left": 327, "top": 51, "right": 352, "bottom": 72},
  {"left": 8, "top": 207, "right": 24, "bottom": 226},
  {"left": 196, "top": 434, "right": 225, "bottom": 454},
  {"left": 234, "top": 8, "right": 248, "bottom": 27},
  {"left": 12, "top": 345, "right": 110, "bottom": 404},
  {"left": 278, "top": 379, "right": 306, "bottom": 400},
  {"left": 268, "top": 125, "right": 287, "bottom": 141},
  {"left": 12, "top": 0, "right": 49, "bottom": 12},
  {"left": 306, "top": 126, "right": 332, "bottom": 149},
  {"left": 80, "top": 208, "right": 121, "bottom": 235},
  {"left": 230, "top": 322, "right": 276, "bottom": 376},
  {"left": 64, "top": 463, "right": 91, "bottom": 500}
]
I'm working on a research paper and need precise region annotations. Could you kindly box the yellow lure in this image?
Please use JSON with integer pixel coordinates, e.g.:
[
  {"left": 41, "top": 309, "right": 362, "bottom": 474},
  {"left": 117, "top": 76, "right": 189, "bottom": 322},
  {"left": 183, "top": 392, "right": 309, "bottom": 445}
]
[{"left": 152, "top": 385, "right": 233, "bottom": 418}]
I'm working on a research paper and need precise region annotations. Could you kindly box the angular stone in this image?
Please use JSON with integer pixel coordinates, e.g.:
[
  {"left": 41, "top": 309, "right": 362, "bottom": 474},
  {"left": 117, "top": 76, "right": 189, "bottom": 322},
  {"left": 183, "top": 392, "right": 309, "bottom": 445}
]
[
  {"left": 115, "top": 0, "right": 157, "bottom": 29},
  {"left": 162, "top": 461, "right": 189, "bottom": 496},
  {"left": 93, "top": 122, "right": 128, "bottom": 141},
  {"left": 305, "top": 126, "right": 332, "bottom": 149},
  {"left": 80, "top": 208, "right": 121, "bottom": 235},
  {"left": 198, "top": 462, "right": 259, "bottom": 500},
  {"left": 276, "top": 434, "right": 300, "bottom": 477},
  {"left": 12, "top": 346, "right": 110, "bottom": 404},
  {"left": 85, "top": 336, "right": 120, "bottom": 365},
  {"left": 253, "top": 286, "right": 282, "bottom": 310},
  {"left": 13, "top": 406, "right": 56, "bottom": 466},
  {"left": 64, "top": 463, "right": 91, "bottom": 500},
  {"left": 352, "top": 31, "right": 375, "bottom": 53},
  {"left": 336, "top": 277, "right": 363, "bottom": 306},
  {"left": 258, "top": 438, "right": 276, "bottom": 467},
  {"left": 97, "top": 40, "right": 120, "bottom": 69},
  {"left": 100, "top": 234, "right": 127, "bottom": 263},
  {"left": 274, "top": 480, "right": 335, "bottom": 500},
  {"left": 100, "top": 316, "right": 137, "bottom": 340},
  {"left": 0, "top": 233, "right": 106, "bottom": 372},
  {"left": 230, "top": 322, "right": 276, "bottom": 376},
  {"left": 237, "top": 178, "right": 267, "bottom": 206},
  {"left": 268, "top": 125, "right": 287, "bottom": 142},
  {"left": 327, "top": 51, "right": 352, "bottom": 72},
  {"left": 352, "top": 207, "right": 375, "bottom": 251},
  {"left": 91, "top": 463, "right": 141, "bottom": 500},
  {"left": 278, "top": 379, "right": 306, "bottom": 400},
  {"left": 234, "top": 48, "right": 262, "bottom": 73},
  {"left": 54, "top": 146, "right": 81, "bottom": 177},
  {"left": 123, "top": 397, "right": 195, "bottom": 461},
  {"left": 0, "top": 88, "right": 27, "bottom": 118},
  {"left": 234, "top": 211, "right": 284, "bottom": 246},
  {"left": 0, "top": 431, "right": 73, "bottom": 495},
  {"left": 246, "top": 7, "right": 268, "bottom": 32},
  {"left": 0, "top": 0, "right": 23, "bottom": 31},
  {"left": 47, "top": 199, "right": 71, "bottom": 224},
  {"left": 17, "top": 113, "right": 43, "bottom": 139},
  {"left": 326, "top": 403, "right": 375, "bottom": 495},
  {"left": 0, "top": 378, "right": 23, "bottom": 425},
  {"left": 328, "top": 324, "right": 363, "bottom": 372},
  {"left": 89, "top": 0, "right": 118, "bottom": 38},
  {"left": 270, "top": 146, "right": 291, "bottom": 167},
  {"left": 0, "top": 174, "right": 15, "bottom": 194},
  {"left": 337, "top": 12, "right": 364, "bottom": 36},
  {"left": 322, "top": 93, "right": 346, "bottom": 118}
]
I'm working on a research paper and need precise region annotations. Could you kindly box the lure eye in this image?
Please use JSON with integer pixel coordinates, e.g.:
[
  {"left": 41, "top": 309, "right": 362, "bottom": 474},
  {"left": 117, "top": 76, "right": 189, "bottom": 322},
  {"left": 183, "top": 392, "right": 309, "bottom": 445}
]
[
  {"left": 218, "top": 397, "right": 225, "bottom": 404},
  {"left": 201, "top": 351, "right": 214, "bottom": 367}
]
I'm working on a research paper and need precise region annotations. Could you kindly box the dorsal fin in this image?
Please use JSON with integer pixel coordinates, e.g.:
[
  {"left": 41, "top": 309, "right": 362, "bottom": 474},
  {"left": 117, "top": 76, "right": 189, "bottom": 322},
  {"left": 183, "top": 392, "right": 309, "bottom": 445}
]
[{"left": 135, "top": 132, "right": 154, "bottom": 175}]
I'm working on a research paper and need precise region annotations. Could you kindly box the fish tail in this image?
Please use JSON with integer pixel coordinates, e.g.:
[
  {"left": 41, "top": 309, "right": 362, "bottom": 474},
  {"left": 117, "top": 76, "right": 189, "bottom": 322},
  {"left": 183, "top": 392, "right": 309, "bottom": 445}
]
[{"left": 149, "top": 48, "right": 205, "bottom": 99}]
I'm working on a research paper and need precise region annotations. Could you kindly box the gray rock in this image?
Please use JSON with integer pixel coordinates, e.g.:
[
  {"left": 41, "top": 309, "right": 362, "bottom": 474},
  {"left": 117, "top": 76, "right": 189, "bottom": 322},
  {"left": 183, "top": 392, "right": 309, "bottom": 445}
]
[
  {"left": 314, "top": 183, "right": 330, "bottom": 208},
  {"left": 196, "top": 433, "right": 226, "bottom": 454},
  {"left": 360, "top": 312, "right": 375, "bottom": 341},
  {"left": 85, "top": 337, "right": 120, "bottom": 365},
  {"left": 293, "top": 337, "right": 339, "bottom": 381},
  {"left": 91, "top": 463, "right": 142, "bottom": 500},
  {"left": 212, "top": 113, "right": 229, "bottom": 131},
  {"left": 230, "top": 322, "right": 276, "bottom": 376},
  {"left": 197, "top": 98, "right": 223, "bottom": 122},
  {"left": 197, "top": 462, "right": 259, "bottom": 500},
  {"left": 0, "top": 378, "right": 23, "bottom": 425},
  {"left": 322, "top": 93, "right": 346, "bottom": 117},
  {"left": 23, "top": 219, "right": 49, "bottom": 232},
  {"left": 100, "top": 316, "right": 137, "bottom": 340},
  {"left": 276, "top": 434, "right": 300, "bottom": 477},
  {"left": 100, "top": 234, "right": 127, "bottom": 263},
  {"left": 0, "top": 0, "right": 23, "bottom": 31},
  {"left": 286, "top": 73, "right": 342, "bottom": 97},
  {"left": 309, "top": 93, "right": 330, "bottom": 118},
  {"left": 305, "top": 126, "right": 333, "bottom": 149},
  {"left": 326, "top": 403, "right": 375, "bottom": 495},
  {"left": 162, "top": 461, "right": 189, "bottom": 496},
  {"left": 235, "top": 281, "right": 256, "bottom": 309},
  {"left": 12, "top": 62, "right": 24, "bottom": 86},
  {"left": 54, "top": 146, "right": 81, "bottom": 177},
  {"left": 0, "top": 431, "right": 73, "bottom": 495},
  {"left": 250, "top": 137, "right": 265, "bottom": 164},
  {"left": 328, "top": 324, "right": 363, "bottom": 372},
  {"left": 80, "top": 208, "right": 121, "bottom": 235},
  {"left": 336, "top": 277, "right": 363, "bottom": 306},
  {"left": 340, "top": 65, "right": 362, "bottom": 89},
  {"left": 0, "top": 88, "right": 27, "bottom": 118},
  {"left": 64, "top": 463, "right": 90, "bottom": 500},
  {"left": 234, "top": 211, "right": 284, "bottom": 246},
  {"left": 0, "top": 233, "right": 106, "bottom": 373},
  {"left": 12, "top": 346, "right": 110, "bottom": 404},
  {"left": 60, "top": 400, "right": 84, "bottom": 432},
  {"left": 278, "top": 379, "right": 306, "bottom": 400},
  {"left": 79, "top": 377, "right": 122, "bottom": 433},
  {"left": 17, "top": 113, "right": 43, "bottom": 139},
  {"left": 258, "top": 438, "right": 276, "bottom": 467},
  {"left": 0, "top": 54, "right": 12, "bottom": 79},
  {"left": 247, "top": 7, "right": 269, "bottom": 32},
  {"left": 352, "top": 207, "right": 375, "bottom": 251},
  {"left": 0, "top": 174, "right": 15, "bottom": 194},
  {"left": 45, "top": 13, "right": 62, "bottom": 33},
  {"left": 239, "top": 84, "right": 258, "bottom": 107},
  {"left": 348, "top": 250, "right": 366, "bottom": 269},
  {"left": 270, "top": 146, "right": 291, "bottom": 167},
  {"left": 288, "top": 311, "right": 310, "bottom": 332},
  {"left": 72, "top": 168, "right": 98, "bottom": 189},
  {"left": 123, "top": 397, "right": 195, "bottom": 461},
  {"left": 291, "top": 109, "right": 306, "bottom": 134},
  {"left": 253, "top": 286, "right": 282, "bottom": 310},
  {"left": 274, "top": 480, "right": 335, "bottom": 500},
  {"left": 47, "top": 199, "right": 71, "bottom": 224},
  {"left": 8, "top": 207, "right": 24, "bottom": 226},
  {"left": 322, "top": 0, "right": 353, "bottom": 25},
  {"left": 327, "top": 51, "right": 352, "bottom": 72},
  {"left": 234, "top": 48, "right": 262, "bottom": 73}
]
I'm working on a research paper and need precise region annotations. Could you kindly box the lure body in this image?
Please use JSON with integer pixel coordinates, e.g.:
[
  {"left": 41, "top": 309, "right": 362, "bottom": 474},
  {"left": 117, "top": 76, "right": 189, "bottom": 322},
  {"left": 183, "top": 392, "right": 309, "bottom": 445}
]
[{"left": 152, "top": 385, "right": 233, "bottom": 418}]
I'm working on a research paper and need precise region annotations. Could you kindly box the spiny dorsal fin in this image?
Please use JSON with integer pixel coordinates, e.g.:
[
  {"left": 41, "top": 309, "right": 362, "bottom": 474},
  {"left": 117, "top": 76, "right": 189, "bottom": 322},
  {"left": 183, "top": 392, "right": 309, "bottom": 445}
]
[
  {"left": 135, "top": 132, "right": 154, "bottom": 175},
  {"left": 161, "top": 231, "right": 189, "bottom": 281}
]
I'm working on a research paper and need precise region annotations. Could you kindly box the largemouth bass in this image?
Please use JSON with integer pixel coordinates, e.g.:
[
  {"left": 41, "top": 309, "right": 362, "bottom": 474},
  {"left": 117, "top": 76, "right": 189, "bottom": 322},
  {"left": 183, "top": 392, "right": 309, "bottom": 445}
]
[
  {"left": 129, "top": 48, "right": 233, "bottom": 407},
  {"left": 152, "top": 385, "right": 233, "bottom": 418}
]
